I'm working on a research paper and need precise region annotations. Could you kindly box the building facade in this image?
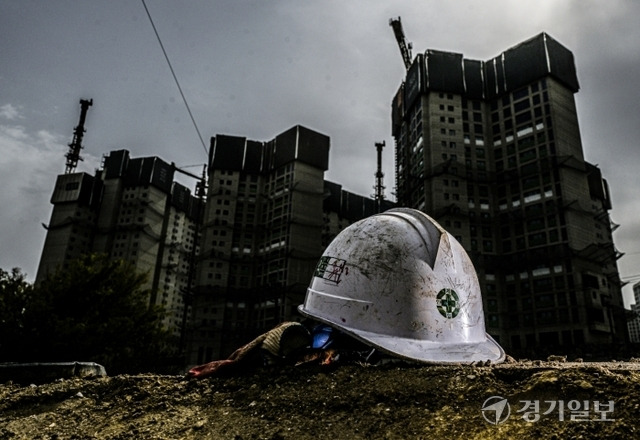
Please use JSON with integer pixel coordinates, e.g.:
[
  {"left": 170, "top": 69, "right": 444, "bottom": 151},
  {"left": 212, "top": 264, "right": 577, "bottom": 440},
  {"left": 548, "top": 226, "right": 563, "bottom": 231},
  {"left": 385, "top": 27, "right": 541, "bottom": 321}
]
[
  {"left": 322, "top": 180, "right": 395, "bottom": 249},
  {"left": 188, "top": 126, "right": 329, "bottom": 363},
  {"left": 627, "top": 282, "right": 640, "bottom": 344},
  {"left": 38, "top": 125, "right": 389, "bottom": 365},
  {"left": 187, "top": 126, "right": 393, "bottom": 364},
  {"left": 392, "top": 33, "right": 625, "bottom": 352},
  {"left": 36, "top": 150, "right": 201, "bottom": 342}
]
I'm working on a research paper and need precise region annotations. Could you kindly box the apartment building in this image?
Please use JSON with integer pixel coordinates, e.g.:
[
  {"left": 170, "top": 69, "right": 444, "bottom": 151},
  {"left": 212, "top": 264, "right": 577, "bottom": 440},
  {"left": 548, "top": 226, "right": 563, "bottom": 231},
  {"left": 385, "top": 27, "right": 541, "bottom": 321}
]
[
  {"left": 187, "top": 126, "right": 394, "bottom": 363},
  {"left": 36, "top": 149, "right": 201, "bottom": 341},
  {"left": 627, "top": 282, "right": 640, "bottom": 344},
  {"left": 391, "top": 32, "right": 625, "bottom": 352}
]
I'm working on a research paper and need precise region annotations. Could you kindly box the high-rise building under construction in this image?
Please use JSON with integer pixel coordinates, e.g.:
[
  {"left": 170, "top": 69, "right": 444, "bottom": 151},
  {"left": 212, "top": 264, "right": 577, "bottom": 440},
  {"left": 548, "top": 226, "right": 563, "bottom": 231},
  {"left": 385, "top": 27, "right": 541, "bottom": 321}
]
[
  {"left": 37, "top": 117, "right": 391, "bottom": 363},
  {"left": 36, "top": 150, "right": 202, "bottom": 341},
  {"left": 391, "top": 32, "right": 625, "bottom": 352},
  {"left": 188, "top": 125, "right": 394, "bottom": 363}
]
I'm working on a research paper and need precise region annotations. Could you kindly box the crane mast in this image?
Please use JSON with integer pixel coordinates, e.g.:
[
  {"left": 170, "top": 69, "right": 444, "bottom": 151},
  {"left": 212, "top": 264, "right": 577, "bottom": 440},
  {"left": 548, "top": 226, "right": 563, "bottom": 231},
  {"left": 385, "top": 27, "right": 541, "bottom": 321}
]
[
  {"left": 374, "top": 141, "right": 386, "bottom": 212},
  {"left": 389, "top": 17, "right": 413, "bottom": 70},
  {"left": 65, "top": 98, "right": 93, "bottom": 174}
]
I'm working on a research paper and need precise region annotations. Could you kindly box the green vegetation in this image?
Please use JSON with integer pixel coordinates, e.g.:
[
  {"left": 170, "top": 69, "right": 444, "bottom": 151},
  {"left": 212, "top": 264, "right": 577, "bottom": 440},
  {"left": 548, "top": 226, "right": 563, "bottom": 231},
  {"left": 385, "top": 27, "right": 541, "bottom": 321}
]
[{"left": 0, "top": 254, "right": 170, "bottom": 374}]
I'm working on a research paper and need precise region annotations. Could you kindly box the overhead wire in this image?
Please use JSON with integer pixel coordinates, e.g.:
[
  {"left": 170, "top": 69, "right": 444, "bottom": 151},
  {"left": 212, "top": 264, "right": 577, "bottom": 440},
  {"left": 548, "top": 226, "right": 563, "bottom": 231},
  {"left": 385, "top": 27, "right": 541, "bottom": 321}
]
[{"left": 140, "top": 0, "right": 208, "bottom": 157}]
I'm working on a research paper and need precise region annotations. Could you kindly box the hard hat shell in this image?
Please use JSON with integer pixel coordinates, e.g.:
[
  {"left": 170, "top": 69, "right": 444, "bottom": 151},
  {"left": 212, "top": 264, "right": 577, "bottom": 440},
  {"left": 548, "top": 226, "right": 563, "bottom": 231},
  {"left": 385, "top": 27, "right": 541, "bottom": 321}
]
[{"left": 298, "top": 208, "right": 505, "bottom": 364}]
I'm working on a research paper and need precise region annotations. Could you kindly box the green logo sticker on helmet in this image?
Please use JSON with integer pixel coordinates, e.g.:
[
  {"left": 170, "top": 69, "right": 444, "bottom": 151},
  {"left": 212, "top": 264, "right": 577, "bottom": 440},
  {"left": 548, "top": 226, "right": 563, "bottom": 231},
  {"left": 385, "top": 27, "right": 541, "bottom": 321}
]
[
  {"left": 314, "top": 256, "right": 347, "bottom": 285},
  {"left": 436, "top": 288, "right": 460, "bottom": 319}
]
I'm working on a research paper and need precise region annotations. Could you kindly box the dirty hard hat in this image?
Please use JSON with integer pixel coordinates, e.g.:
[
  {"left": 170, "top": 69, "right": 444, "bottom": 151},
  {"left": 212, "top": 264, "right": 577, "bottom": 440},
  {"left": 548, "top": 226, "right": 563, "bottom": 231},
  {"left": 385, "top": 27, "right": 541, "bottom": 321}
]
[{"left": 298, "top": 208, "right": 505, "bottom": 364}]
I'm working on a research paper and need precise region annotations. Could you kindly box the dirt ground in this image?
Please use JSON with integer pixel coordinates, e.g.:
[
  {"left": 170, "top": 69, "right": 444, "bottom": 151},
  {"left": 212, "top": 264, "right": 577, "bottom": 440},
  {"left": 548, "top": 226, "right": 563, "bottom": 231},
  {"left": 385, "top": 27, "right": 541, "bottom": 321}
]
[{"left": 1, "top": 358, "right": 640, "bottom": 440}]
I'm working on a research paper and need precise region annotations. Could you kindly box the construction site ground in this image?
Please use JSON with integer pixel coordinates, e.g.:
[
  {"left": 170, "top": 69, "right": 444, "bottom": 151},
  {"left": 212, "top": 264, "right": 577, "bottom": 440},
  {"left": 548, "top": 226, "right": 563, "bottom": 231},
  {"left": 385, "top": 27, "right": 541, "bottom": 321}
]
[{"left": 1, "top": 358, "right": 640, "bottom": 439}]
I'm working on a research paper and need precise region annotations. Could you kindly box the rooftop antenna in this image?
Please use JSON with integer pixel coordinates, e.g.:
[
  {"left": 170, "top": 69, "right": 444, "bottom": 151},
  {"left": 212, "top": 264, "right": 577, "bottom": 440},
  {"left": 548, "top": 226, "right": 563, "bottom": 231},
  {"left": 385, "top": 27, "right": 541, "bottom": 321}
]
[
  {"left": 374, "top": 141, "right": 386, "bottom": 212},
  {"left": 65, "top": 98, "right": 93, "bottom": 173},
  {"left": 389, "top": 17, "right": 413, "bottom": 70}
]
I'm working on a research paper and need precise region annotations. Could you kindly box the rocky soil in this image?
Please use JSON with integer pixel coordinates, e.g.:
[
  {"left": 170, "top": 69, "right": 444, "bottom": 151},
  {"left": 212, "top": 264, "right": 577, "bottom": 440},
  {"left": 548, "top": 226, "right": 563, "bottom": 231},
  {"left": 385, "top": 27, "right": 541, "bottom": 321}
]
[{"left": 2, "top": 358, "right": 640, "bottom": 439}]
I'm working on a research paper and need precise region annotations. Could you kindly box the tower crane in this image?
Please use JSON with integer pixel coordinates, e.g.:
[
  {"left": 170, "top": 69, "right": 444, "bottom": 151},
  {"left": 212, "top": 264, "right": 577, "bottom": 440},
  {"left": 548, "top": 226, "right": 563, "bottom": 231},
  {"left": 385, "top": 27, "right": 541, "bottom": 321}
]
[
  {"left": 65, "top": 98, "right": 93, "bottom": 173},
  {"left": 389, "top": 17, "right": 413, "bottom": 70}
]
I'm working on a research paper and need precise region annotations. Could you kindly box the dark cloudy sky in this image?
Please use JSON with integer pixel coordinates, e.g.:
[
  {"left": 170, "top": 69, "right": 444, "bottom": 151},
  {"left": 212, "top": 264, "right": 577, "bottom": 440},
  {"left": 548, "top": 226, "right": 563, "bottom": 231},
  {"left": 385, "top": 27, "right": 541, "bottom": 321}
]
[{"left": 2, "top": 1, "right": 639, "bottom": 305}]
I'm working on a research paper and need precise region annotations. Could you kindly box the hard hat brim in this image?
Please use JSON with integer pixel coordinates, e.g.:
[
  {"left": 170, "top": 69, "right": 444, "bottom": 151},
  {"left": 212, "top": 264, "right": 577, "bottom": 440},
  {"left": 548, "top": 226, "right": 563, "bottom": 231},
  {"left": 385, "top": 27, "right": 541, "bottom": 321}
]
[{"left": 298, "top": 304, "right": 506, "bottom": 364}]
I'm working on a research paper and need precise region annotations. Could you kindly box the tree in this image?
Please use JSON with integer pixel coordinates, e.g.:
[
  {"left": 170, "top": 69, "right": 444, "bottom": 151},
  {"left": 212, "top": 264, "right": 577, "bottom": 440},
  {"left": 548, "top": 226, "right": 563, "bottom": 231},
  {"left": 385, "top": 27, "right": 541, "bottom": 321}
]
[
  {"left": 1, "top": 254, "right": 171, "bottom": 374},
  {"left": 0, "top": 267, "right": 33, "bottom": 358}
]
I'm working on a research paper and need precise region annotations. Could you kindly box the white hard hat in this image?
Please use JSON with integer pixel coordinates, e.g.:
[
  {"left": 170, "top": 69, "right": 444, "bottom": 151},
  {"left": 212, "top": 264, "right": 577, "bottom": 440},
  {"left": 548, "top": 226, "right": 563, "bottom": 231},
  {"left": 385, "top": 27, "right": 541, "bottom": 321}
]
[{"left": 298, "top": 208, "right": 505, "bottom": 364}]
